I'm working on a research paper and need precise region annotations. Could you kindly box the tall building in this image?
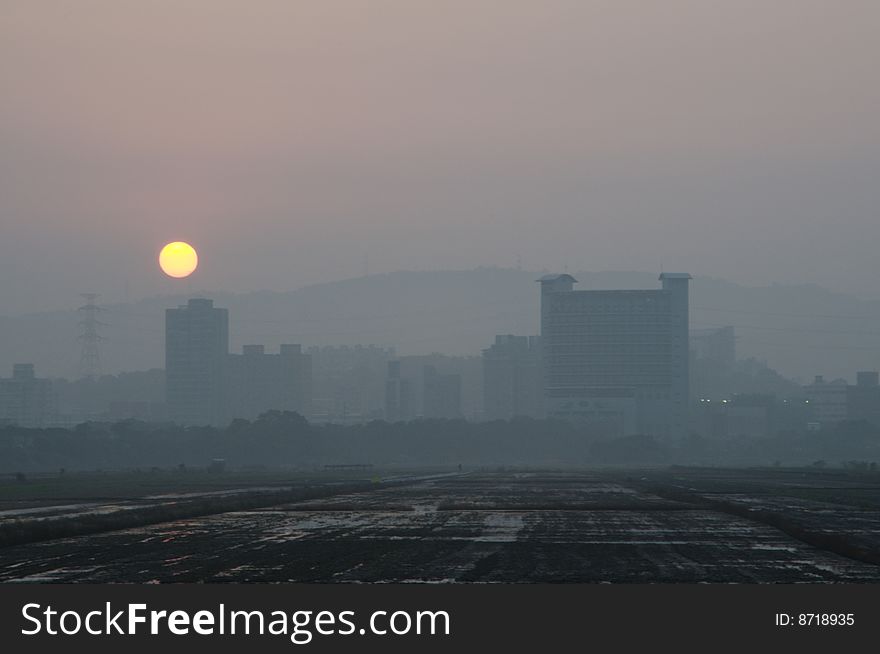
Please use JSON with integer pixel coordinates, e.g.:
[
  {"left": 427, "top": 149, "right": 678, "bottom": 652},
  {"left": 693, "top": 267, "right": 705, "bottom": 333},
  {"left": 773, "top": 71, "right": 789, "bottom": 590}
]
[
  {"left": 226, "top": 344, "right": 313, "bottom": 421},
  {"left": 539, "top": 272, "right": 690, "bottom": 438},
  {"left": 482, "top": 334, "right": 543, "bottom": 420},
  {"left": 165, "top": 298, "right": 229, "bottom": 426},
  {"left": 0, "top": 364, "right": 54, "bottom": 428}
]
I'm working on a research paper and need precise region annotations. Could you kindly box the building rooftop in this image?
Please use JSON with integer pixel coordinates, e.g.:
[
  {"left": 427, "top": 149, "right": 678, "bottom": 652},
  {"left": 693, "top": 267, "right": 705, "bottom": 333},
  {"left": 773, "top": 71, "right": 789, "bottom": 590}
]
[
  {"left": 537, "top": 273, "right": 578, "bottom": 283},
  {"left": 658, "top": 273, "right": 692, "bottom": 280}
]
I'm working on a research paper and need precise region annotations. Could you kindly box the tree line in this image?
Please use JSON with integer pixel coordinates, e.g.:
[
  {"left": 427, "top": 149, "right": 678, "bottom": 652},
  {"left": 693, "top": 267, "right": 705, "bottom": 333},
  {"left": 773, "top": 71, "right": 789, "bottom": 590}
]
[{"left": 1, "top": 411, "right": 879, "bottom": 473}]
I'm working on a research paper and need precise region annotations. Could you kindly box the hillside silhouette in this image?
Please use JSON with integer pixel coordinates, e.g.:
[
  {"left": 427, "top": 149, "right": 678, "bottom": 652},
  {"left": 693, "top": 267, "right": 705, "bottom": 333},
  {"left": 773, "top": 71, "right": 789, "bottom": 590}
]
[{"left": 1, "top": 268, "right": 878, "bottom": 381}]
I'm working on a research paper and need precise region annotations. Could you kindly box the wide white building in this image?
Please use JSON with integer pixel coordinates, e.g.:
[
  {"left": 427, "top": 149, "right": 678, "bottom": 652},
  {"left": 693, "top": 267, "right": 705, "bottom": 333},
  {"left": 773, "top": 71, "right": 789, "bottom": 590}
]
[{"left": 539, "top": 273, "right": 690, "bottom": 438}]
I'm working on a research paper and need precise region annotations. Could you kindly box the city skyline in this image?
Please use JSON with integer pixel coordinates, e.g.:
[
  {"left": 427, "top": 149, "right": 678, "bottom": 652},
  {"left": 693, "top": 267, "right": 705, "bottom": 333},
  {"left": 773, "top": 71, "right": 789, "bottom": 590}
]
[
  {"left": 2, "top": 1, "right": 880, "bottom": 315},
  {"left": 4, "top": 270, "right": 879, "bottom": 441},
  {"left": 5, "top": 0, "right": 880, "bottom": 607},
  {"left": 3, "top": 266, "right": 880, "bottom": 384}
]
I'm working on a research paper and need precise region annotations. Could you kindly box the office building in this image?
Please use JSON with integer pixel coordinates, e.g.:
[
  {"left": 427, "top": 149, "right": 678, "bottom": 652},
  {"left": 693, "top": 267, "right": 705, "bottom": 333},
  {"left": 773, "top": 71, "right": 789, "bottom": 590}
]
[{"left": 539, "top": 272, "right": 690, "bottom": 437}]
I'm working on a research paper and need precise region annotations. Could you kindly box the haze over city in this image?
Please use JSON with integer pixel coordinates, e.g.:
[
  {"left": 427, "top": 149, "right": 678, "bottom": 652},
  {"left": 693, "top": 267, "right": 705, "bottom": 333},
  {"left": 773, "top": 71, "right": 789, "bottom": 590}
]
[
  {"left": 3, "top": 0, "right": 880, "bottom": 592},
  {"left": 2, "top": 0, "right": 880, "bottom": 315}
]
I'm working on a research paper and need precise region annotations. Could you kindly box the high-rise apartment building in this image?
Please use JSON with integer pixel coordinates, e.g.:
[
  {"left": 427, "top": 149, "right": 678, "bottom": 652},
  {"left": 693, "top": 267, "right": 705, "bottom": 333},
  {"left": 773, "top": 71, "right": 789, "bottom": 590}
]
[
  {"left": 165, "top": 298, "right": 229, "bottom": 426},
  {"left": 539, "top": 273, "right": 690, "bottom": 438}
]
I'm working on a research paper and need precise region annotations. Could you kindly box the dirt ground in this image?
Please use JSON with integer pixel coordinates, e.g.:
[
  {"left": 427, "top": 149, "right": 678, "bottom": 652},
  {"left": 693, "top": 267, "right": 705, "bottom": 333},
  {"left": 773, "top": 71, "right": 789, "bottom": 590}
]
[{"left": 2, "top": 468, "right": 879, "bottom": 583}]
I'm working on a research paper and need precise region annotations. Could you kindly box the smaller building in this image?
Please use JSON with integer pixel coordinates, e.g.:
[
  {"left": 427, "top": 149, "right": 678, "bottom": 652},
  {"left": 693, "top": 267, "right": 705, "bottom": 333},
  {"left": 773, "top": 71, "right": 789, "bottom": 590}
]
[
  {"left": 225, "top": 344, "right": 312, "bottom": 421},
  {"left": 803, "top": 375, "right": 848, "bottom": 429},
  {"left": 0, "top": 364, "right": 54, "bottom": 428},
  {"left": 482, "top": 335, "right": 543, "bottom": 420},
  {"left": 693, "top": 393, "right": 815, "bottom": 439},
  {"left": 309, "top": 345, "right": 395, "bottom": 422}
]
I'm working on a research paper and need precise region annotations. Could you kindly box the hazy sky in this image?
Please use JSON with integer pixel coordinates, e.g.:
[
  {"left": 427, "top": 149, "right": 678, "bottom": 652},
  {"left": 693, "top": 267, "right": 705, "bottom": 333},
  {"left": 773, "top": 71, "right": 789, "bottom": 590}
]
[{"left": 2, "top": 0, "right": 878, "bottom": 314}]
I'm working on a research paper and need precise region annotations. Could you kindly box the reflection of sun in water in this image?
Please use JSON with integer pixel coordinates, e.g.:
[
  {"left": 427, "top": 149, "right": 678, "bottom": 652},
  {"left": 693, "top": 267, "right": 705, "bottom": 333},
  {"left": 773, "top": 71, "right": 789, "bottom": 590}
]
[{"left": 159, "top": 241, "right": 198, "bottom": 278}]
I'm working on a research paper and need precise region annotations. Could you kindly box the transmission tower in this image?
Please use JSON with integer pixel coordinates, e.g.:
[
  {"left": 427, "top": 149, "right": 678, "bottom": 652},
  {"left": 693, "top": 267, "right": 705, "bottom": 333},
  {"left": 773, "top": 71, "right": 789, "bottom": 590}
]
[{"left": 78, "top": 293, "right": 106, "bottom": 380}]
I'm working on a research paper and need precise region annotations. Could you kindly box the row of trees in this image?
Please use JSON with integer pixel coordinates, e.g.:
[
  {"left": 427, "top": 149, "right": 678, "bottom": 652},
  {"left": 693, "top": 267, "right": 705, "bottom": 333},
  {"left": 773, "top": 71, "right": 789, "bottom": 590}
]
[{"left": 2, "top": 411, "right": 880, "bottom": 473}]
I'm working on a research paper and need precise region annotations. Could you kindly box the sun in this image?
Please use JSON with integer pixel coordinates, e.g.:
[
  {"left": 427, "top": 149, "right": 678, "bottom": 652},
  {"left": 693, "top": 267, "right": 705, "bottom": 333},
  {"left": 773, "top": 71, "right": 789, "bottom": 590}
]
[{"left": 159, "top": 241, "right": 198, "bottom": 278}]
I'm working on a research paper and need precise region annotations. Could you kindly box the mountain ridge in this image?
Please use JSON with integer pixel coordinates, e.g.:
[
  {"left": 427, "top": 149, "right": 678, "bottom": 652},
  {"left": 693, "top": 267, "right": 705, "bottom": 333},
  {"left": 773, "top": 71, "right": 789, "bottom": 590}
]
[{"left": 2, "top": 268, "right": 878, "bottom": 381}]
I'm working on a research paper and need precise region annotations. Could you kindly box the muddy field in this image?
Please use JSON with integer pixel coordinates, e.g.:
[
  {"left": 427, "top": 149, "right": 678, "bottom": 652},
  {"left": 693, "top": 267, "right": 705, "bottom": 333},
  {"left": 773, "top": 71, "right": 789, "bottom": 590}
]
[{"left": 1, "top": 469, "right": 879, "bottom": 582}]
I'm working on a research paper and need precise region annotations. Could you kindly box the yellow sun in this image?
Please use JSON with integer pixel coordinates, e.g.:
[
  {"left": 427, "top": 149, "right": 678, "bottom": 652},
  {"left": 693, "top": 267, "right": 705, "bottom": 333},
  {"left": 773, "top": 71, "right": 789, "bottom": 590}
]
[{"left": 159, "top": 241, "right": 198, "bottom": 278}]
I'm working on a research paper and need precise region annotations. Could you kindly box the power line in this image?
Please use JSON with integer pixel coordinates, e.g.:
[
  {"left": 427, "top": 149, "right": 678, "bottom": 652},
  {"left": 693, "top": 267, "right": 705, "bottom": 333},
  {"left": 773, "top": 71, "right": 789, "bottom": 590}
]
[{"left": 77, "top": 293, "right": 106, "bottom": 380}]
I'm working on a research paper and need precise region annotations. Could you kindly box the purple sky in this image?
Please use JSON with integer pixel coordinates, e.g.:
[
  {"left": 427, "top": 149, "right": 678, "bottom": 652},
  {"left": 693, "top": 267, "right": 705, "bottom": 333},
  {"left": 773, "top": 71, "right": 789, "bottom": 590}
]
[{"left": 2, "top": 0, "right": 879, "bottom": 314}]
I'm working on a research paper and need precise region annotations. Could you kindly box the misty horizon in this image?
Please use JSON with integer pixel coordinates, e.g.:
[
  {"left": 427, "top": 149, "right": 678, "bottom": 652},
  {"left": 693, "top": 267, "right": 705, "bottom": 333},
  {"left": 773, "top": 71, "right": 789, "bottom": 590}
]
[
  {"left": 2, "top": 1, "right": 879, "bottom": 315},
  {"left": 7, "top": 263, "right": 879, "bottom": 317},
  {"left": 2, "top": 266, "right": 880, "bottom": 383}
]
